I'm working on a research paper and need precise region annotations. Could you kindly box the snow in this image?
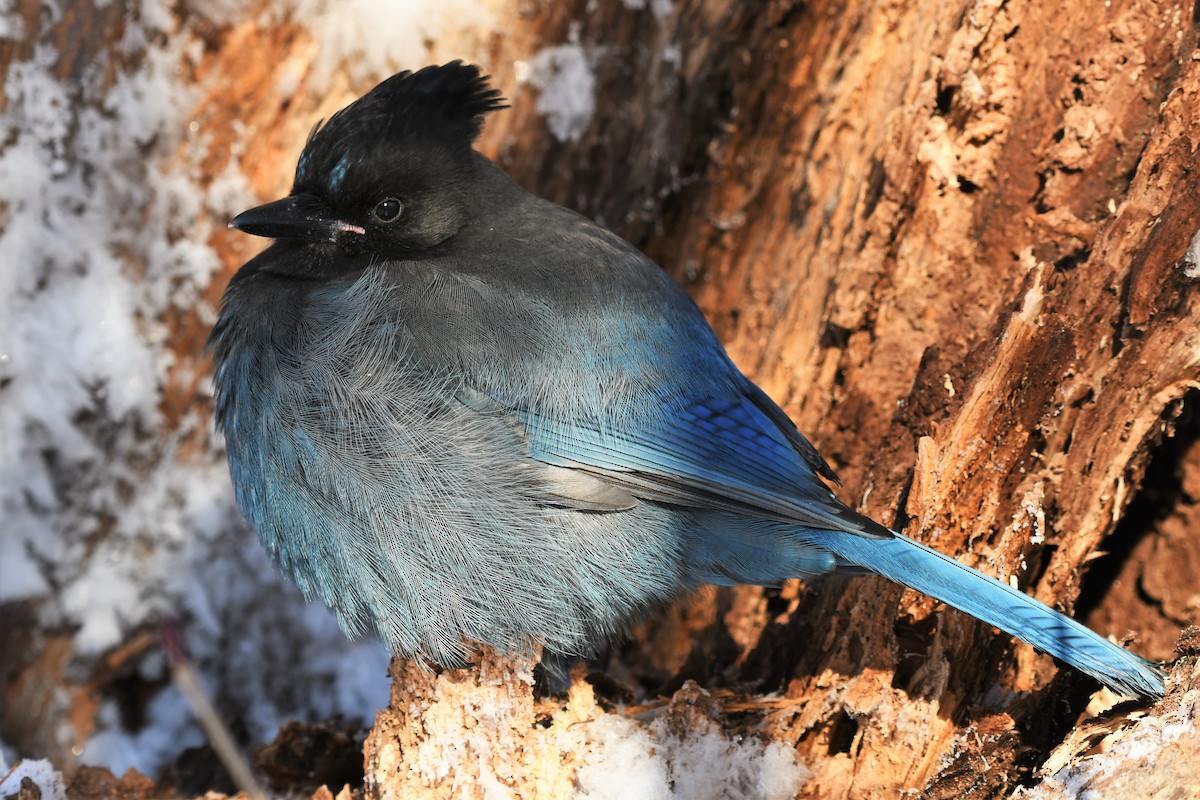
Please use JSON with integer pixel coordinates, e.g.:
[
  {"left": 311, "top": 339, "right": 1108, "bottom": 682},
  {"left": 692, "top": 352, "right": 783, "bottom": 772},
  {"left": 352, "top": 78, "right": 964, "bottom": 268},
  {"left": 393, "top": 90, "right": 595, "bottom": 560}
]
[
  {"left": 575, "top": 715, "right": 673, "bottom": 800},
  {"left": 1013, "top": 690, "right": 1198, "bottom": 799},
  {"left": 518, "top": 44, "right": 597, "bottom": 142},
  {"left": 0, "top": 0, "right": 23, "bottom": 41},
  {"left": 1177, "top": 226, "right": 1200, "bottom": 279},
  {"left": 0, "top": 758, "right": 67, "bottom": 800},
  {"left": 575, "top": 714, "right": 809, "bottom": 800},
  {"left": 620, "top": 0, "right": 675, "bottom": 21}
]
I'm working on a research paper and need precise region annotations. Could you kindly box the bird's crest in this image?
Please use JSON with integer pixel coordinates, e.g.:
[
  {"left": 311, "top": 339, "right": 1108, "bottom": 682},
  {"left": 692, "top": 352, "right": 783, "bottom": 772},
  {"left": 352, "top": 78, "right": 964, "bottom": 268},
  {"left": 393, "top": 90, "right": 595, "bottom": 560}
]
[{"left": 295, "top": 62, "right": 506, "bottom": 189}]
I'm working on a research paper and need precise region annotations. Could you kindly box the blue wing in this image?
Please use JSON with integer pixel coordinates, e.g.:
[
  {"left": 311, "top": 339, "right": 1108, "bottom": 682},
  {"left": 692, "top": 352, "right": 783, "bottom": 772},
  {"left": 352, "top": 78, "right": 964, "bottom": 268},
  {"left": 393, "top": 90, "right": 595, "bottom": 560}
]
[
  {"left": 510, "top": 377, "right": 892, "bottom": 539},
  {"left": 508, "top": 387, "right": 1165, "bottom": 698},
  {"left": 466, "top": 362, "right": 1166, "bottom": 699}
]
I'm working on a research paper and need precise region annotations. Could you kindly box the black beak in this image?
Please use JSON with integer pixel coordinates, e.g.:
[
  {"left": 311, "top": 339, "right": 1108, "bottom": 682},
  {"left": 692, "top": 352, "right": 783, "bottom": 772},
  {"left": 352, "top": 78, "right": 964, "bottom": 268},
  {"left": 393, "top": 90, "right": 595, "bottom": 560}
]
[{"left": 229, "top": 195, "right": 365, "bottom": 242}]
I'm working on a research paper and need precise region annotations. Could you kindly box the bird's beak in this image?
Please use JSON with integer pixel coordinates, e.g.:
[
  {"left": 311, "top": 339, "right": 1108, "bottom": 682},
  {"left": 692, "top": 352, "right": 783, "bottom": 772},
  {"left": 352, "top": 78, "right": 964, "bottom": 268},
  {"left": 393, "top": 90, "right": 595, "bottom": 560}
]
[{"left": 229, "top": 195, "right": 365, "bottom": 242}]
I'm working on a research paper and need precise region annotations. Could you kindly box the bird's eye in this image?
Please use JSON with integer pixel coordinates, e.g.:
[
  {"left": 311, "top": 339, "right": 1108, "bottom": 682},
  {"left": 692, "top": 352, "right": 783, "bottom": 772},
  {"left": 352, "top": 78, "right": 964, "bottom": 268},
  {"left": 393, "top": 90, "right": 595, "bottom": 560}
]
[{"left": 372, "top": 198, "right": 403, "bottom": 222}]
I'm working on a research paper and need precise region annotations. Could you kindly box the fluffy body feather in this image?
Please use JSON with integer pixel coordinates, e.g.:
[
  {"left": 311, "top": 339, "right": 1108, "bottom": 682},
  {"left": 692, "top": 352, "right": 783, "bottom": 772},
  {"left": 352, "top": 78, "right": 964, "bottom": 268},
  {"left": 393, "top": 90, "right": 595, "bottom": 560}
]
[{"left": 211, "top": 63, "right": 1165, "bottom": 699}]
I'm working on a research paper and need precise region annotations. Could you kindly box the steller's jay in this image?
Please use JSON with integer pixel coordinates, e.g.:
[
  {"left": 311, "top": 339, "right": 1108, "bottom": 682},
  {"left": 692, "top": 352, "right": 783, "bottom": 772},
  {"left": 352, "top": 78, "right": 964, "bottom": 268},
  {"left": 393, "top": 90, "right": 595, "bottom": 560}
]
[{"left": 210, "top": 62, "right": 1165, "bottom": 699}]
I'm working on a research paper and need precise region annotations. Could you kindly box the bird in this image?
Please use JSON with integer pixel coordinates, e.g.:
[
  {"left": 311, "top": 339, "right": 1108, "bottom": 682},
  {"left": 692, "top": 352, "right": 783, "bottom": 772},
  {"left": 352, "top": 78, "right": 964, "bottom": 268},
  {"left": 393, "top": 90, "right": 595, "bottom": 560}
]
[{"left": 210, "top": 61, "right": 1166, "bottom": 700}]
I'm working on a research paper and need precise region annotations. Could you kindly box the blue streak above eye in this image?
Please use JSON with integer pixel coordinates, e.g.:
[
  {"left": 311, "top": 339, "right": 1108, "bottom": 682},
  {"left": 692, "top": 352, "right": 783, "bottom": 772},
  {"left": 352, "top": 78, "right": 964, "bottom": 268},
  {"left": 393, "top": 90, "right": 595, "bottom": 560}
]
[{"left": 329, "top": 153, "right": 351, "bottom": 192}]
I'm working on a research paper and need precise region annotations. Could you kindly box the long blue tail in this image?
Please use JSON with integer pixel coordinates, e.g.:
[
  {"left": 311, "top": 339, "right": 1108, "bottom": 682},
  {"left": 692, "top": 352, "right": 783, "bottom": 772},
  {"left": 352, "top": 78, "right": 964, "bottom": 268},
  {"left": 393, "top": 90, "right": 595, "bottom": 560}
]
[{"left": 805, "top": 529, "right": 1166, "bottom": 699}]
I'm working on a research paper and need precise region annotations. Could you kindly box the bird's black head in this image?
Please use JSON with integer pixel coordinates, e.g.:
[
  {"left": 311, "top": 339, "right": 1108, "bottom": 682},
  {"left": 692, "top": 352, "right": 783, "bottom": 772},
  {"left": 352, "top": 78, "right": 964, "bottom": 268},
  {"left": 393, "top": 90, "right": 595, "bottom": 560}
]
[{"left": 230, "top": 62, "right": 506, "bottom": 268}]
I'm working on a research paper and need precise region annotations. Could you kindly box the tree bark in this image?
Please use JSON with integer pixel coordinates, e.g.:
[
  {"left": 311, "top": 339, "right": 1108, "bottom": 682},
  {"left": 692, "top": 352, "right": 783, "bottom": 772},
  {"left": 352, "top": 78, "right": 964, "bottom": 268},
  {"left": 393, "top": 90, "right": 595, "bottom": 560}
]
[
  {"left": 2, "top": 0, "right": 1197, "bottom": 798},
  {"left": 474, "top": 0, "right": 1200, "bottom": 794}
]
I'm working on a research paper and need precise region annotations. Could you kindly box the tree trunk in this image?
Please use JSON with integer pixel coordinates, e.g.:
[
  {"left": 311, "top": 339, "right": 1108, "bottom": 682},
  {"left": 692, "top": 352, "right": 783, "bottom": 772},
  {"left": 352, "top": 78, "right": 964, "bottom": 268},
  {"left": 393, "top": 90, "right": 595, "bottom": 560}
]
[{"left": 1, "top": 1, "right": 1197, "bottom": 798}]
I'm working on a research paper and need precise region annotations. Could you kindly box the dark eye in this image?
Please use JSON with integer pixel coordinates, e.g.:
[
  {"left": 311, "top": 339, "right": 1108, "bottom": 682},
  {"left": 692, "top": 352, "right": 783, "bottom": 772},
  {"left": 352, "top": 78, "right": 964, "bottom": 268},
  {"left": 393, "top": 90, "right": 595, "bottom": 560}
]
[{"left": 372, "top": 197, "right": 403, "bottom": 222}]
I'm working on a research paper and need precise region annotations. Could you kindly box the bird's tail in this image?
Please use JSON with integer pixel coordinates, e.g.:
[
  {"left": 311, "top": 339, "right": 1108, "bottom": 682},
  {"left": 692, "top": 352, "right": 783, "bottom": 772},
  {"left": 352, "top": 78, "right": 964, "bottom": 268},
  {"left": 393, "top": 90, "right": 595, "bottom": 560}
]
[{"left": 804, "top": 528, "right": 1166, "bottom": 699}]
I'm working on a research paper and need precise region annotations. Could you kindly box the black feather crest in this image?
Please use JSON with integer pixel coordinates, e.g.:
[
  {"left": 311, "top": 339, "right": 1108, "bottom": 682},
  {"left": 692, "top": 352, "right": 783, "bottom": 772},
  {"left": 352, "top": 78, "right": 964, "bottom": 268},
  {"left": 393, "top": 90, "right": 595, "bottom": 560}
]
[
  {"left": 310, "top": 62, "right": 504, "bottom": 149},
  {"left": 294, "top": 62, "right": 505, "bottom": 191},
  {"left": 378, "top": 61, "right": 508, "bottom": 141}
]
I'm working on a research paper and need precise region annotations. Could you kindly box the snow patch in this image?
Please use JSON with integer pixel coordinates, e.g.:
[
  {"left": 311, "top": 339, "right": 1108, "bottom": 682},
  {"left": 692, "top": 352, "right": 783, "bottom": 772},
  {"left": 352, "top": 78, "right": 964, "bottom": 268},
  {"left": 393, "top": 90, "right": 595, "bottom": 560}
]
[
  {"left": 1177, "top": 226, "right": 1200, "bottom": 279},
  {"left": 621, "top": 0, "right": 674, "bottom": 21},
  {"left": 518, "top": 44, "right": 596, "bottom": 142},
  {"left": 0, "top": 759, "right": 66, "bottom": 800},
  {"left": 575, "top": 707, "right": 809, "bottom": 800}
]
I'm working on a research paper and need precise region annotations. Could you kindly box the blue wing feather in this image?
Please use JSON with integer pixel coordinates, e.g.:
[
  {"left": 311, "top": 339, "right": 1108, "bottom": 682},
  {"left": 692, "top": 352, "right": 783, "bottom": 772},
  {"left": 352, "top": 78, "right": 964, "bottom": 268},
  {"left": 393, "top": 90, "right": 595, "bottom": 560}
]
[
  {"left": 514, "top": 391, "right": 1165, "bottom": 697},
  {"left": 514, "top": 383, "right": 891, "bottom": 538}
]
